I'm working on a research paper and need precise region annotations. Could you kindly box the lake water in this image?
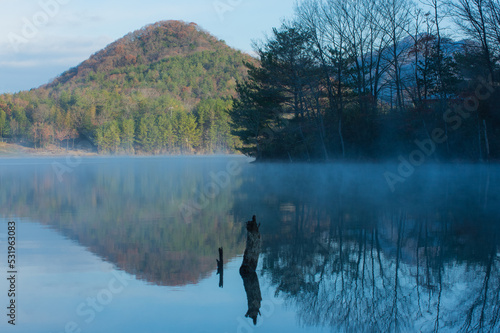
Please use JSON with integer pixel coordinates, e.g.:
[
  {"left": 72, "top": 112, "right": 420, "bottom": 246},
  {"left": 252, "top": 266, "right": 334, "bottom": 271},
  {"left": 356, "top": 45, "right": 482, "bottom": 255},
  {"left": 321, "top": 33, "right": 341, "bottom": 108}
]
[{"left": 0, "top": 156, "right": 499, "bottom": 333}]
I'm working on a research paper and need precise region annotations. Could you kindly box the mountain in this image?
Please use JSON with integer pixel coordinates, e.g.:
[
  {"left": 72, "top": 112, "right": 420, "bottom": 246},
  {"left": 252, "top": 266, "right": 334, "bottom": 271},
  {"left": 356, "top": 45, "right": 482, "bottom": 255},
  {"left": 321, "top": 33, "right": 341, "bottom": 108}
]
[
  {"left": 47, "top": 20, "right": 247, "bottom": 93},
  {"left": 0, "top": 20, "right": 253, "bottom": 154},
  {"left": 376, "top": 34, "right": 468, "bottom": 104}
]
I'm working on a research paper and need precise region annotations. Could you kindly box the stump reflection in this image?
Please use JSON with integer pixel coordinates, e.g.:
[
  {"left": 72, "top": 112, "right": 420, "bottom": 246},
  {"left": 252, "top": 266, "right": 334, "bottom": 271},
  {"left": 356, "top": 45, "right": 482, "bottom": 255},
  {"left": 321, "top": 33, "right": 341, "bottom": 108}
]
[{"left": 239, "top": 215, "right": 262, "bottom": 325}]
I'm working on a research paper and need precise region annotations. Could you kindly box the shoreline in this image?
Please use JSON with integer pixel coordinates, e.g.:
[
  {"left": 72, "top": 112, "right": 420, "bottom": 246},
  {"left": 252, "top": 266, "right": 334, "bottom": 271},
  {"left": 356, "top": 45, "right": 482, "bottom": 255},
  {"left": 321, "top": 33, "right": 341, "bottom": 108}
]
[
  {"left": 0, "top": 142, "right": 248, "bottom": 159},
  {"left": 0, "top": 142, "right": 98, "bottom": 157},
  {"left": 2, "top": 142, "right": 498, "bottom": 164}
]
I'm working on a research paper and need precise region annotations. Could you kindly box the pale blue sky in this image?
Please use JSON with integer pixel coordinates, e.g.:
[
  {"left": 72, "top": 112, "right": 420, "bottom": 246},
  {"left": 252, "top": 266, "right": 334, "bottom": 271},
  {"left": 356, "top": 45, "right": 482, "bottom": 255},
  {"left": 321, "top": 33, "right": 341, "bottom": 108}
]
[{"left": 0, "top": 0, "right": 298, "bottom": 94}]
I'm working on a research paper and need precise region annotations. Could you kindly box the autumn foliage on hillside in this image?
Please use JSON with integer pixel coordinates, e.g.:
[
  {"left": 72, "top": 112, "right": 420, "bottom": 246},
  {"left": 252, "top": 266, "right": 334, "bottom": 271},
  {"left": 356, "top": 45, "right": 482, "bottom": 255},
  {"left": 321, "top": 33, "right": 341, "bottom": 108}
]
[
  {"left": 49, "top": 21, "right": 227, "bottom": 87},
  {"left": 0, "top": 21, "right": 253, "bottom": 154}
]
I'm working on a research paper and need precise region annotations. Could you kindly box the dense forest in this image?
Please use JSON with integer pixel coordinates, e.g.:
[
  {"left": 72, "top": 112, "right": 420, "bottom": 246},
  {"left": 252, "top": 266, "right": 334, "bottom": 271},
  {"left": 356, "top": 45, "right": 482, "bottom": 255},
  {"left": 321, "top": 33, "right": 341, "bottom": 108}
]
[
  {"left": 232, "top": 0, "right": 500, "bottom": 161},
  {"left": 0, "top": 20, "right": 251, "bottom": 154},
  {"left": 1, "top": 0, "right": 500, "bottom": 161}
]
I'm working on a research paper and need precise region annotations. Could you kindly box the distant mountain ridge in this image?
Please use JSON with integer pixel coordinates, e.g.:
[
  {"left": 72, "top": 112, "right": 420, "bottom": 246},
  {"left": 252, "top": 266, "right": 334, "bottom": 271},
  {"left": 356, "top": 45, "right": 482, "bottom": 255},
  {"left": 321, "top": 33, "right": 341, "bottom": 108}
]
[{"left": 375, "top": 33, "right": 468, "bottom": 103}]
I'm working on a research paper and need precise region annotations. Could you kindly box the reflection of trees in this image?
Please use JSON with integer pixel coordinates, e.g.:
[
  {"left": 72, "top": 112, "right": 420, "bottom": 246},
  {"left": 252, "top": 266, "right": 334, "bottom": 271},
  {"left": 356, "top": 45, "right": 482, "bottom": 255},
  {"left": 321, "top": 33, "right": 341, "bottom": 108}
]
[
  {"left": 2, "top": 159, "right": 500, "bottom": 330},
  {"left": 262, "top": 208, "right": 500, "bottom": 332},
  {"left": 0, "top": 158, "right": 246, "bottom": 286},
  {"left": 234, "top": 163, "right": 500, "bottom": 332}
]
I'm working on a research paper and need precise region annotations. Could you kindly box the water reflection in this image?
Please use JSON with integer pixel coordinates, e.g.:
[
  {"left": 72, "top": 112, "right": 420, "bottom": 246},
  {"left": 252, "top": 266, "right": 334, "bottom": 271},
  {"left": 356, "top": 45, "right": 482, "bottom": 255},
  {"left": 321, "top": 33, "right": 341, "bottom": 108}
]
[
  {"left": 263, "top": 212, "right": 500, "bottom": 332},
  {"left": 238, "top": 163, "right": 500, "bottom": 332},
  {"left": 1, "top": 158, "right": 499, "bottom": 332},
  {"left": 0, "top": 157, "right": 247, "bottom": 286},
  {"left": 241, "top": 271, "right": 262, "bottom": 325}
]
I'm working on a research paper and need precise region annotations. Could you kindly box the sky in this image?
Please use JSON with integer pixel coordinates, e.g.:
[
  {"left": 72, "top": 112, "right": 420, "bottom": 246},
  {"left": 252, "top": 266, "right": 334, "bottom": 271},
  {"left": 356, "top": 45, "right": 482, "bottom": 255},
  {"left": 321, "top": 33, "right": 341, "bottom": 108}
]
[{"left": 0, "top": 0, "right": 298, "bottom": 94}]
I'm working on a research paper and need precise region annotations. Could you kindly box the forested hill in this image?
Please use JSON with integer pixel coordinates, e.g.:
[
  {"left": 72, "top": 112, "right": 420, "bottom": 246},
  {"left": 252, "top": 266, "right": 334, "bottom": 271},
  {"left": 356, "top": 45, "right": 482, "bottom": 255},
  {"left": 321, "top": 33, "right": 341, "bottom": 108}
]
[
  {"left": 0, "top": 20, "right": 253, "bottom": 154},
  {"left": 47, "top": 20, "right": 242, "bottom": 91}
]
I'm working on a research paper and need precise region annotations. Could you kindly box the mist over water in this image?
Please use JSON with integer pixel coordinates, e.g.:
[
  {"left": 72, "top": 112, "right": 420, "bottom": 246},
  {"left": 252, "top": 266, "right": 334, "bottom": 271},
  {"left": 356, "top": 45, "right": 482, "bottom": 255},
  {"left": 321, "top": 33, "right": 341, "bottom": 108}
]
[{"left": 1, "top": 157, "right": 499, "bottom": 332}]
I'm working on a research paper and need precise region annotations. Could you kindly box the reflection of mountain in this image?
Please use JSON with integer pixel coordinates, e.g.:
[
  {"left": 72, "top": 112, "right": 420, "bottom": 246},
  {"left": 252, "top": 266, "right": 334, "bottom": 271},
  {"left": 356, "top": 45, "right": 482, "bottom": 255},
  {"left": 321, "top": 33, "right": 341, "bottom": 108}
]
[
  {"left": 0, "top": 157, "right": 247, "bottom": 286},
  {"left": 2, "top": 158, "right": 500, "bottom": 330},
  {"left": 232, "top": 163, "right": 500, "bottom": 332}
]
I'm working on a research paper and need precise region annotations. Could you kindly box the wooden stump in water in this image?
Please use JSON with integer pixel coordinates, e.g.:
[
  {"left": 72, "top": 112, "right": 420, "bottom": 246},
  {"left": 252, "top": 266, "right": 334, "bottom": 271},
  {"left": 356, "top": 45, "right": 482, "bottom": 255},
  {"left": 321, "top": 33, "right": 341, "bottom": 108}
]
[
  {"left": 239, "top": 215, "right": 262, "bottom": 325},
  {"left": 239, "top": 215, "right": 261, "bottom": 275},
  {"left": 216, "top": 247, "right": 223, "bottom": 288}
]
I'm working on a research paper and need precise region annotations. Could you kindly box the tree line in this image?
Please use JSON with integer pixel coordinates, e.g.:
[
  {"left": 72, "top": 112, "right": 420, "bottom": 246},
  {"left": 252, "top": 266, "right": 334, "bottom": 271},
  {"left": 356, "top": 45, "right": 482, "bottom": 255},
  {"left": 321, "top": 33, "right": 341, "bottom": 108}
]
[
  {"left": 232, "top": 0, "right": 500, "bottom": 161},
  {"left": 0, "top": 91, "right": 235, "bottom": 154}
]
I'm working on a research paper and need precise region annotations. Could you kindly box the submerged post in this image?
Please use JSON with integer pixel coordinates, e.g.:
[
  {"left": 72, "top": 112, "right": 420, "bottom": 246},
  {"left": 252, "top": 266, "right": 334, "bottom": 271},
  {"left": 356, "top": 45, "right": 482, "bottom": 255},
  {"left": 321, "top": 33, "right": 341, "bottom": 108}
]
[
  {"left": 240, "top": 215, "right": 261, "bottom": 274},
  {"left": 240, "top": 215, "right": 262, "bottom": 325},
  {"left": 216, "top": 247, "right": 223, "bottom": 288}
]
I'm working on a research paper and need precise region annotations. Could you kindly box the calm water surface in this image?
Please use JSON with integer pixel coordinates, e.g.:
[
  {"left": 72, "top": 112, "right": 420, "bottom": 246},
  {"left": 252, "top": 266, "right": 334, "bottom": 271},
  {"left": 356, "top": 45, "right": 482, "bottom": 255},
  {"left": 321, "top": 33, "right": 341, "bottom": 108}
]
[{"left": 0, "top": 156, "right": 499, "bottom": 333}]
